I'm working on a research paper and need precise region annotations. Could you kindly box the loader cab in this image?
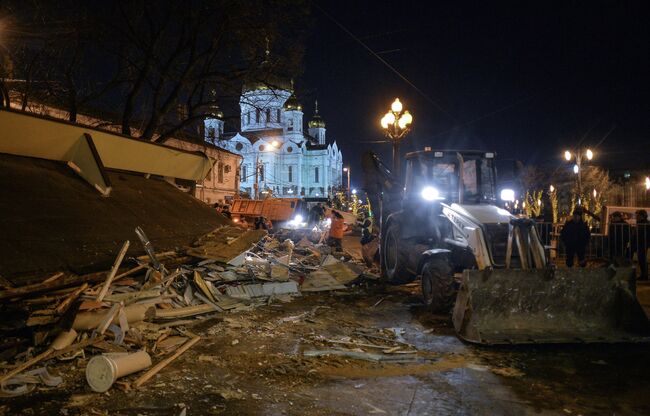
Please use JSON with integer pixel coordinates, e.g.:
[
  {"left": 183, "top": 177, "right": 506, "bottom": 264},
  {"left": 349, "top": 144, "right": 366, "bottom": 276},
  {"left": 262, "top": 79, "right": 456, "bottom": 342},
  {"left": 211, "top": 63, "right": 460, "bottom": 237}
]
[{"left": 404, "top": 149, "right": 497, "bottom": 205}]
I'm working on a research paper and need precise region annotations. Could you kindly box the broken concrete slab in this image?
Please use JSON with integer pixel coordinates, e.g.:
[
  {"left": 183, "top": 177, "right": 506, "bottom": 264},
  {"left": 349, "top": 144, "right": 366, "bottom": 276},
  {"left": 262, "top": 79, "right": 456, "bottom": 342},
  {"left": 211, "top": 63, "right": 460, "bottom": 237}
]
[{"left": 301, "top": 270, "right": 347, "bottom": 292}]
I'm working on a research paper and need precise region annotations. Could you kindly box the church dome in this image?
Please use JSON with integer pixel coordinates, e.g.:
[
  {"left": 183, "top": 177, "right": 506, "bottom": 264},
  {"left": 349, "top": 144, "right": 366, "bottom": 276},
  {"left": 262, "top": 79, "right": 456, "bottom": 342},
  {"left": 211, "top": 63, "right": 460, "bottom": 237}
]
[
  {"left": 284, "top": 93, "right": 302, "bottom": 111},
  {"left": 308, "top": 100, "right": 325, "bottom": 128},
  {"left": 308, "top": 114, "right": 325, "bottom": 128},
  {"left": 242, "top": 74, "right": 292, "bottom": 93},
  {"left": 209, "top": 104, "right": 224, "bottom": 119}
]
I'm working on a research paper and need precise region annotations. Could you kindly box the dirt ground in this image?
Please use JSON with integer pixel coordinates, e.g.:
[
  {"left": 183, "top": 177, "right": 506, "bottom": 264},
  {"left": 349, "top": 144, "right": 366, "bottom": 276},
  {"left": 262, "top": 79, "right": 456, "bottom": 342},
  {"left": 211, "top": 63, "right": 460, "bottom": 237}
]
[{"left": 2, "top": 235, "right": 650, "bottom": 416}]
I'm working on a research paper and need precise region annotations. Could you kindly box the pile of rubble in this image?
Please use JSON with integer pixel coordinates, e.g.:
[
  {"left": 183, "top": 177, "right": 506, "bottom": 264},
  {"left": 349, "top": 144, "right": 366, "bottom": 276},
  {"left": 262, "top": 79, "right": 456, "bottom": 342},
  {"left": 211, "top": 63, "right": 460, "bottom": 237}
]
[{"left": 0, "top": 224, "right": 375, "bottom": 397}]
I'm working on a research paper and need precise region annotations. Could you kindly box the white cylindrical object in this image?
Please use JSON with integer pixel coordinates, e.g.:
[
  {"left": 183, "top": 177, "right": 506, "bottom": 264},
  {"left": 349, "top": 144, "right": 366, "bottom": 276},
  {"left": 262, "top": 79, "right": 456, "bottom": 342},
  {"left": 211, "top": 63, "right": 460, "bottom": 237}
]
[{"left": 86, "top": 351, "right": 152, "bottom": 392}]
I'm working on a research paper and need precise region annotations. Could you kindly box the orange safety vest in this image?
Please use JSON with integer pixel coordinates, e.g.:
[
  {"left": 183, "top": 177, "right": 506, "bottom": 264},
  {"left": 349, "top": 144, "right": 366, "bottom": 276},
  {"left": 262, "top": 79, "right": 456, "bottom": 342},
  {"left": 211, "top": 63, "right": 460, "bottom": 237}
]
[{"left": 330, "top": 217, "right": 345, "bottom": 239}]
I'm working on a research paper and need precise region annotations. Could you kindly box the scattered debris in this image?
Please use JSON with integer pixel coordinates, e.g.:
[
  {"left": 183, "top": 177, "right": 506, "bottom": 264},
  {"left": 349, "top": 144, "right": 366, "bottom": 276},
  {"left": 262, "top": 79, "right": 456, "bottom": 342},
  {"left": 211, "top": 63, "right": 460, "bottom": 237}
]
[{"left": 0, "top": 222, "right": 375, "bottom": 397}]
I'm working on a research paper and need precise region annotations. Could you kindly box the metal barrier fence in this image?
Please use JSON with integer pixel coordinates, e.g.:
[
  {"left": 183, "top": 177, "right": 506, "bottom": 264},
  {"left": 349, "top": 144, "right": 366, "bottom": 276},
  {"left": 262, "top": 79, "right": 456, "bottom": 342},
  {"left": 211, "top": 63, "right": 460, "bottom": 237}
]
[{"left": 534, "top": 222, "right": 649, "bottom": 274}]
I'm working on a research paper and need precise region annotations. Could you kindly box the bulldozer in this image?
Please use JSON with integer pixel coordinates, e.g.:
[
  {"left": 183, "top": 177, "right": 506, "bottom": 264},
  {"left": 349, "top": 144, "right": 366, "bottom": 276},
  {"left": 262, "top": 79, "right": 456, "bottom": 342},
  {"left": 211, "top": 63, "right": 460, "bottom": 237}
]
[{"left": 362, "top": 148, "right": 650, "bottom": 345}]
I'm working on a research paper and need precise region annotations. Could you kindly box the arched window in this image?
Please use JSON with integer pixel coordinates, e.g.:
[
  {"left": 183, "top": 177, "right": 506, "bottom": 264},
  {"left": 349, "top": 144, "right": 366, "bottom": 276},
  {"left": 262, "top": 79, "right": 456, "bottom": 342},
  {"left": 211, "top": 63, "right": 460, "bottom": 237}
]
[
  {"left": 241, "top": 164, "right": 247, "bottom": 181},
  {"left": 288, "top": 166, "right": 293, "bottom": 183},
  {"left": 256, "top": 109, "right": 260, "bottom": 123},
  {"left": 247, "top": 112, "right": 250, "bottom": 124},
  {"left": 276, "top": 108, "right": 281, "bottom": 122},
  {"left": 266, "top": 108, "right": 271, "bottom": 123},
  {"left": 314, "top": 167, "right": 319, "bottom": 183},
  {"left": 259, "top": 164, "right": 264, "bottom": 182}
]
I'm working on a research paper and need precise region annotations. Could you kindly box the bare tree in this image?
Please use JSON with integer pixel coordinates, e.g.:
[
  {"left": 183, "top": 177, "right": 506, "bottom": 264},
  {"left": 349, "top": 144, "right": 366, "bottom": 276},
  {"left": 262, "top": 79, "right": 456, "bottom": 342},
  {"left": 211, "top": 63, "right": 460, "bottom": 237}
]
[{"left": 1, "top": 0, "right": 308, "bottom": 135}]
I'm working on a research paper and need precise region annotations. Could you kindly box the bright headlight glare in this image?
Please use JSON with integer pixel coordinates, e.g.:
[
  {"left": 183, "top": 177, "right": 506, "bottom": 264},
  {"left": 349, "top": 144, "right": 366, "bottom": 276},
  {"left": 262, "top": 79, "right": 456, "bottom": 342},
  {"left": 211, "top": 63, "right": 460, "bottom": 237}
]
[
  {"left": 421, "top": 186, "right": 440, "bottom": 201},
  {"left": 500, "top": 189, "right": 515, "bottom": 202},
  {"left": 293, "top": 214, "right": 303, "bottom": 223}
]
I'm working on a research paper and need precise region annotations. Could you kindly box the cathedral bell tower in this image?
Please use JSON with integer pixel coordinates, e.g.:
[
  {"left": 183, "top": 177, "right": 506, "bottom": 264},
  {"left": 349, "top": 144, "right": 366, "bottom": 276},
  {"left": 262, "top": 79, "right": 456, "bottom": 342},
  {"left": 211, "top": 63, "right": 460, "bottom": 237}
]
[
  {"left": 308, "top": 100, "right": 326, "bottom": 145},
  {"left": 204, "top": 103, "right": 224, "bottom": 143},
  {"left": 282, "top": 89, "right": 304, "bottom": 143}
]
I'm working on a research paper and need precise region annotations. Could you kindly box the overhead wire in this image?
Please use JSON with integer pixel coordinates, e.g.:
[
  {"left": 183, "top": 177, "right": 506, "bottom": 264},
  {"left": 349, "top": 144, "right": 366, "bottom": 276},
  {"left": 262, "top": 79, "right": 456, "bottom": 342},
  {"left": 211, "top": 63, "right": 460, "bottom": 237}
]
[
  {"left": 312, "top": 1, "right": 546, "bottom": 145},
  {"left": 311, "top": 1, "right": 459, "bottom": 123}
]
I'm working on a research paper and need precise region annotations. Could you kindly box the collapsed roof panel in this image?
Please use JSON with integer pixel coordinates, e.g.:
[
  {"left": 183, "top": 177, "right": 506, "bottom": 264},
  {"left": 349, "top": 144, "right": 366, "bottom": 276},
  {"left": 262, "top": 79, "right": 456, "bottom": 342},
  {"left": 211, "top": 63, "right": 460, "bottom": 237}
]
[{"left": 0, "top": 110, "right": 212, "bottom": 181}]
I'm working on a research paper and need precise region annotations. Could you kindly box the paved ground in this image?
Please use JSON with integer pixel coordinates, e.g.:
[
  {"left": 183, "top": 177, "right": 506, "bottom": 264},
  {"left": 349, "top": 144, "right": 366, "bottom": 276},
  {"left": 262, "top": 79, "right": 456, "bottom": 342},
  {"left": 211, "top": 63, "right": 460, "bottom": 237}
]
[{"left": 4, "top": 282, "right": 650, "bottom": 416}]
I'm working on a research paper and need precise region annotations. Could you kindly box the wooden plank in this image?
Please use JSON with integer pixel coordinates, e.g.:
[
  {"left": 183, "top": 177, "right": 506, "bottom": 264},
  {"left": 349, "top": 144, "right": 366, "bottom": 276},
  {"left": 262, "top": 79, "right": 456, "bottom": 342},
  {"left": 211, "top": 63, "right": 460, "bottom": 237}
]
[
  {"left": 55, "top": 283, "right": 89, "bottom": 315},
  {"left": 0, "top": 348, "right": 53, "bottom": 384},
  {"left": 96, "top": 240, "right": 130, "bottom": 302},
  {"left": 133, "top": 337, "right": 200, "bottom": 388},
  {"left": 49, "top": 336, "right": 104, "bottom": 359},
  {"left": 0, "top": 271, "right": 113, "bottom": 301},
  {"left": 135, "top": 251, "right": 178, "bottom": 262},
  {"left": 154, "top": 304, "right": 218, "bottom": 319},
  {"left": 42, "top": 272, "right": 65, "bottom": 284}
]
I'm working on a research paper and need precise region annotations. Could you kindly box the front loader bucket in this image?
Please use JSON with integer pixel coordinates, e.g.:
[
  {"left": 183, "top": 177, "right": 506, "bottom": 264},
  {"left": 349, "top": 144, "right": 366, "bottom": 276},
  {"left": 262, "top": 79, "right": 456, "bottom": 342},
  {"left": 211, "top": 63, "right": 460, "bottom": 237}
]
[{"left": 452, "top": 266, "right": 650, "bottom": 345}]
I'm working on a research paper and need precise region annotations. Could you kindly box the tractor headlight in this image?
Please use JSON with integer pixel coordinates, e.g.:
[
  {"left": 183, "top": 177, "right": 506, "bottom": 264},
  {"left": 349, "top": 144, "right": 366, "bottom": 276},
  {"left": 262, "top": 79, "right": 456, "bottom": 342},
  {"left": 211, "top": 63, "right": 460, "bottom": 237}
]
[
  {"left": 500, "top": 188, "right": 515, "bottom": 202},
  {"left": 421, "top": 186, "right": 440, "bottom": 201}
]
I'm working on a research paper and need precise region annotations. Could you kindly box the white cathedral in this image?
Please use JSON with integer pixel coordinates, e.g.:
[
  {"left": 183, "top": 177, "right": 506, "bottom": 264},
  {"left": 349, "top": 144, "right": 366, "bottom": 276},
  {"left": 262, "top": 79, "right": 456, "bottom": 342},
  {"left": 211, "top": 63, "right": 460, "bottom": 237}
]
[{"left": 205, "top": 80, "right": 343, "bottom": 198}]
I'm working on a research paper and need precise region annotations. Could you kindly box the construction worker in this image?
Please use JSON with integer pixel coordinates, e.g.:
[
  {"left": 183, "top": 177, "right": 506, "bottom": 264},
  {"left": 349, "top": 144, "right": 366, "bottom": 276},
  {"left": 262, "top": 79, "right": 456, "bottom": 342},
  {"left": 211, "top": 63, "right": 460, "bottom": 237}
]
[
  {"left": 221, "top": 204, "right": 232, "bottom": 220},
  {"left": 327, "top": 209, "right": 345, "bottom": 251},
  {"left": 309, "top": 203, "right": 324, "bottom": 226},
  {"left": 634, "top": 210, "right": 649, "bottom": 280},
  {"left": 360, "top": 217, "right": 378, "bottom": 267},
  {"left": 560, "top": 207, "right": 590, "bottom": 268},
  {"left": 254, "top": 216, "right": 269, "bottom": 230}
]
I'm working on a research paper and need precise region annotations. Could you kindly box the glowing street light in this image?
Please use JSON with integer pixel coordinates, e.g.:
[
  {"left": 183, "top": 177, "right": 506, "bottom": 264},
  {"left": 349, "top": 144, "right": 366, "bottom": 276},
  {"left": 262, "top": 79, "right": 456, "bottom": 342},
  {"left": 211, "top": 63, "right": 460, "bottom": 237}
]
[
  {"left": 563, "top": 148, "right": 595, "bottom": 204},
  {"left": 254, "top": 142, "right": 279, "bottom": 199},
  {"left": 391, "top": 98, "right": 403, "bottom": 113},
  {"left": 343, "top": 166, "right": 351, "bottom": 198},
  {"left": 645, "top": 176, "right": 650, "bottom": 190},
  {"left": 380, "top": 98, "right": 413, "bottom": 174}
]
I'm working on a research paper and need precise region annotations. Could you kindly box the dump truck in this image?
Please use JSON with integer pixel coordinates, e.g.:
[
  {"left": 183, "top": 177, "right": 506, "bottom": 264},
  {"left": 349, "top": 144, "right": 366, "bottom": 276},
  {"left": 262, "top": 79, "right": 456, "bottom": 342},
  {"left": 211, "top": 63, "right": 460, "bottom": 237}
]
[
  {"left": 230, "top": 198, "right": 306, "bottom": 226},
  {"left": 362, "top": 149, "right": 650, "bottom": 344}
]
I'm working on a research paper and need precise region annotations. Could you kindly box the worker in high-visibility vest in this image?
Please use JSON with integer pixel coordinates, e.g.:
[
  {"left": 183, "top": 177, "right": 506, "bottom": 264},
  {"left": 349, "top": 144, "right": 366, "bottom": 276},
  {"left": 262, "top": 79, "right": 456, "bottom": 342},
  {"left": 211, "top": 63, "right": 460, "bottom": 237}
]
[{"left": 328, "top": 209, "right": 345, "bottom": 251}]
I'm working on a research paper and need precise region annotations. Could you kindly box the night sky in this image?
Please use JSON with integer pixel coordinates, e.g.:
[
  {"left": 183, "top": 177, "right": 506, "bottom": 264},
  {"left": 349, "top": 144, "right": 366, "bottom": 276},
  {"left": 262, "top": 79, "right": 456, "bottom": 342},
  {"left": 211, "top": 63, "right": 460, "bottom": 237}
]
[{"left": 299, "top": 1, "right": 649, "bottom": 188}]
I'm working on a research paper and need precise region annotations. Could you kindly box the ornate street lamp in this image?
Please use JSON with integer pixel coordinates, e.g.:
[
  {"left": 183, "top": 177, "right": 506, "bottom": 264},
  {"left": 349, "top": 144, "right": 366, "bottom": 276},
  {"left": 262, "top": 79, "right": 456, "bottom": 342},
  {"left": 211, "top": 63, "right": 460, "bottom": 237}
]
[
  {"left": 343, "top": 166, "right": 351, "bottom": 199},
  {"left": 380, "top": 98, "right": 413, "bottom": 174},
  {"left": 563, "top": 148, "right": 594, "bottom": 204}
]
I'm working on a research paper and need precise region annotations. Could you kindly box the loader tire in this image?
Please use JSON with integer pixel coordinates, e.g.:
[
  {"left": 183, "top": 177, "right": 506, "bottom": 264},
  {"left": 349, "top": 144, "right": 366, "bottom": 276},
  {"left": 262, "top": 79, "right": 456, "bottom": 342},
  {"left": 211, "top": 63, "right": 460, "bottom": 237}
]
[
  {"left": 382, "top": 223, "right": 416, "bottom": 284},
  {"left": 421, "top": 258, "right": 456, "bottom": 314}
]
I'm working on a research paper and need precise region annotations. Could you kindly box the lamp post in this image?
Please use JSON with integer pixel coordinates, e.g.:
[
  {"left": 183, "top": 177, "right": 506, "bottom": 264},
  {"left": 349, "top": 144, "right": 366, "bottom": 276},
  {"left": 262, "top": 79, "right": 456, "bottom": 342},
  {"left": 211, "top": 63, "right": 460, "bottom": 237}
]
[
  {"left": 380, "top": 98, "right": 413, "bottom": 175},
  {"left": 343, "top": 166, "right": 351, "bottom": 199},
  {"left": 253, "top": 143, "right": 279, "bottom": 200},
  {"left": 563, "top": 148, "right": 593, "bottom": 204}
]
